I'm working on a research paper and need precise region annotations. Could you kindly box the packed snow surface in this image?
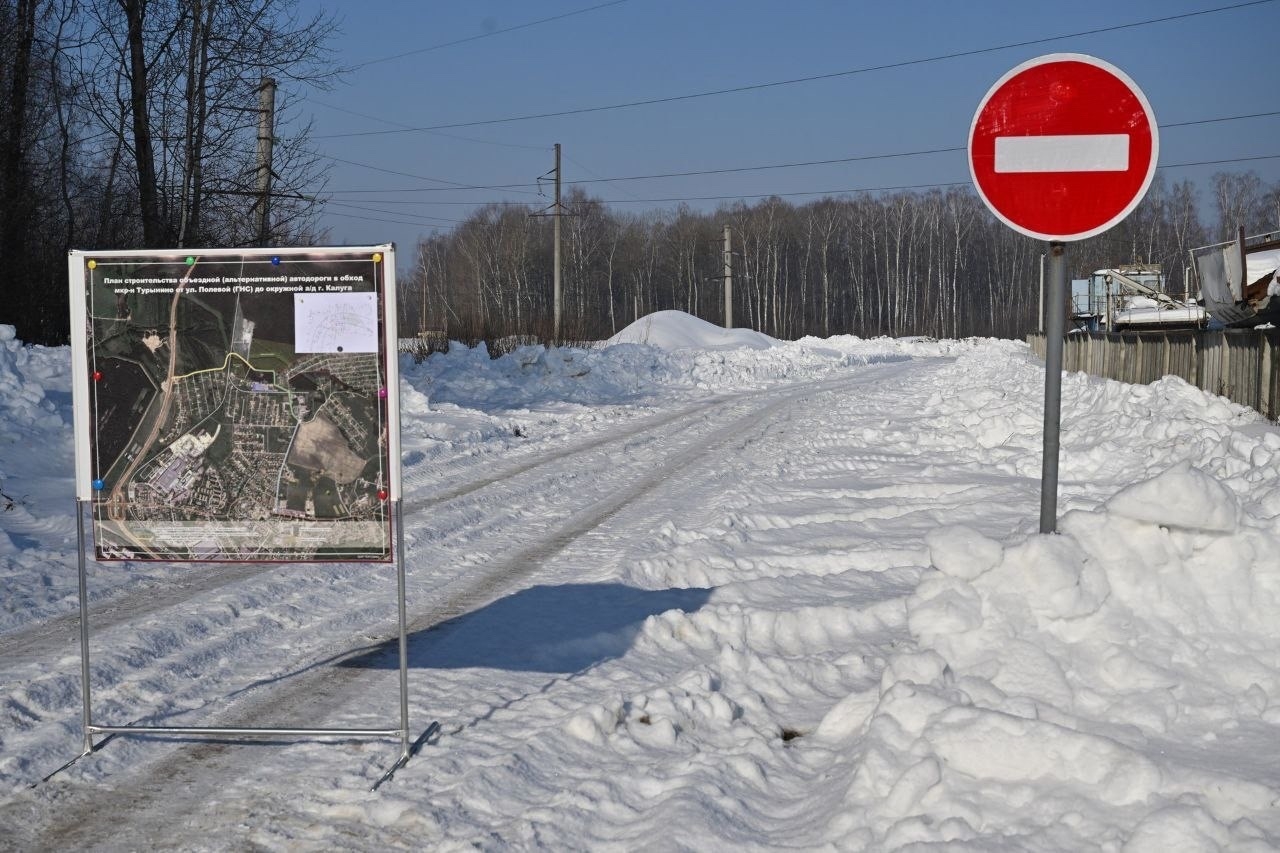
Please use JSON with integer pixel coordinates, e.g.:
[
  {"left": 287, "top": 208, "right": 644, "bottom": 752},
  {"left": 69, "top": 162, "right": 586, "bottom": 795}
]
[{"left": 3, "top": 312, "right": 1280, "bottom": 850}]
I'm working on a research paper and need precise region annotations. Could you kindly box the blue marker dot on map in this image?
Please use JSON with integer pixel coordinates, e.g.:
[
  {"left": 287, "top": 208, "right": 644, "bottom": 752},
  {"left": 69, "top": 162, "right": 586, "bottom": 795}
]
[
  {"left": 92, "top": 479, "right": 105, "bottom": 491},
  {"left": 271, "top": 256, "right": 280, "bottom": 265}
]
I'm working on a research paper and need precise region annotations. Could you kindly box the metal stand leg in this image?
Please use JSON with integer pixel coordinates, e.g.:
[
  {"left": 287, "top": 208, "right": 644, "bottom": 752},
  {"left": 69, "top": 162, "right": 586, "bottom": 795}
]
[
  {"left": 76, "top": 499, "right": 94, "bottom": 756},
  {"left": 395, "top": 498, "right": 410, "bottom": 761},
  {"left": 371, "top": 498, "right": 418, "bottom": 791},
  {"left": 49, "top": 499, "right": 428, "bottom": 791}
]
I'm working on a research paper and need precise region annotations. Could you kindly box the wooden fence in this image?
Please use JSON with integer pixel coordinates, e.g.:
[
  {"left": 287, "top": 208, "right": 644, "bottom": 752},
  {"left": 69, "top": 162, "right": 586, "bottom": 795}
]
[{"left": 1027, "top": 329, "right": 1280, "bottom": 422}]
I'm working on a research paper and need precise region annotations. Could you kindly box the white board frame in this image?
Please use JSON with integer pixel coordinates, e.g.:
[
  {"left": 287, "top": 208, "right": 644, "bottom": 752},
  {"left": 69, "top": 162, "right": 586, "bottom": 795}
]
[{"left": 68, "top": 245, "right": 402, "bottom": 561}]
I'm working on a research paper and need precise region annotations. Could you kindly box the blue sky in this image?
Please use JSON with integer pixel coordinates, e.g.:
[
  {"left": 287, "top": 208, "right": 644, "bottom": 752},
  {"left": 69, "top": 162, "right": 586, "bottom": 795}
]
[{"left": 287, "top": 0, "right": 1280, "bottom": 256}]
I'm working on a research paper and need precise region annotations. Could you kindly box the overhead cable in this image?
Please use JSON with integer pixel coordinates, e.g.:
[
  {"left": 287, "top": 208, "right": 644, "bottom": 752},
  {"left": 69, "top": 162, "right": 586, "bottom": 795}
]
[
  {"left": 345, "top": 0, "right": 631, "bottom": 71},
  {"left": 315, "top": 0, "right": 1277, "bottom": 139}
]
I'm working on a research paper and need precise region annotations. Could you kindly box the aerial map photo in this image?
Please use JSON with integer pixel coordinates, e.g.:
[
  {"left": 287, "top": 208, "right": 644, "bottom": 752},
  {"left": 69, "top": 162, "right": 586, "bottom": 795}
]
[{"left": 75, "top": 249, "right": 395, "bottom": 562}]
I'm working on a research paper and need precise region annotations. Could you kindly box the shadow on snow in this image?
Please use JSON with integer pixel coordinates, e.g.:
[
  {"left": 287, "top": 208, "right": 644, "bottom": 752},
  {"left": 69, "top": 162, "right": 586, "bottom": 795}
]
[{"left": 342, "top": 582, "right": 712, "bottom": 675}]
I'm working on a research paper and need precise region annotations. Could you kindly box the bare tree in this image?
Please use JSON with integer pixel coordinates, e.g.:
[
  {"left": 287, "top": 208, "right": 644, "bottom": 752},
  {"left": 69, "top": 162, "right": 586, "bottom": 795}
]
[
  {"left": 1212, "top": 171, "right": 1267, "bottom": 239},
  {"left": 407, "top": 172, "right": 1271, "bottom": 348},
  {"left": 79, "top": 0, "right": 339, "bottom": 248}
]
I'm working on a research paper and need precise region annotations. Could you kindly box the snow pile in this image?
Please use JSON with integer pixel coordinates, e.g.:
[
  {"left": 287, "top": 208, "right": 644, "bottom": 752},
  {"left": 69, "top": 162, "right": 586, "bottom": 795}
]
[
  {"left": 866, "top": 482, "right": 1280, "bottom": 847},
  {"left": 0, "top": 325, "right": 76, "bottom": 569},
  {"left": 579, "top": 334, "right": 1280, "bottom": 849},
  {"left": 0, "top": 325, "right": 68, "bottom": 434},
  {"left": 400, "top": 319, "right": 948, "bottom": 466},
  {"left": 606, "top": 309, "right": 778, "bottom": 350}
]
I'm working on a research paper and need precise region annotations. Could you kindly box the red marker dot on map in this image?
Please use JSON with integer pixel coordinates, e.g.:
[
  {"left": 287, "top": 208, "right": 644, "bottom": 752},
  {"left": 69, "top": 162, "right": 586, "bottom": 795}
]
[
  {"left": 92, "top": 371, "right": 102, "bottom": 382},
  {"left": 377, "top": 489, "right": 388, "bottom": 501},
  {"left": 378, "top": 387, "right": 387, "bottom": 398}
]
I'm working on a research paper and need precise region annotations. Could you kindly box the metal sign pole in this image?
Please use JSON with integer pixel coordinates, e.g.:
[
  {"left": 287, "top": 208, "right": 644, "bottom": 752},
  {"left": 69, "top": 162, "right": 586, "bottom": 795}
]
[{"left": 1040, "top": 241, "right": 1068, "bottom": 533}]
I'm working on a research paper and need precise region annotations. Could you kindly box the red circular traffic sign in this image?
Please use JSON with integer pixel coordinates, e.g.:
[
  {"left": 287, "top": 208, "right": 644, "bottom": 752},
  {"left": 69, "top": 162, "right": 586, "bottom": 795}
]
[{"left": 968, "top": 53, "right": 1158, "bottom": 242}]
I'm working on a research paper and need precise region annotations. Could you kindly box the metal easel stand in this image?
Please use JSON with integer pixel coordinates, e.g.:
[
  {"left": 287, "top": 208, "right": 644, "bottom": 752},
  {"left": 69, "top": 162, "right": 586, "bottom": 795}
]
[{"left": 51, "top": 498, "right": 432, "bottom": 791}]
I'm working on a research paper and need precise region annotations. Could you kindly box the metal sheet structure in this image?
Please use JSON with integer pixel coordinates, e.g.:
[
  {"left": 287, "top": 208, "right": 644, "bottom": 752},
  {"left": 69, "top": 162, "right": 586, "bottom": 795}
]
[{"left": 69, "top": 246, "right": 401, "bottom": 562}]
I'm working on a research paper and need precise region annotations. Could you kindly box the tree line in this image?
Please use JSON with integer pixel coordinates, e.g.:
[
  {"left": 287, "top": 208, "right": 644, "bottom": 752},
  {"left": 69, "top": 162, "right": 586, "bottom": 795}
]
[
  {"left": 3, "top": 0, "right": 1278, "bottom": 348},
  {"left": 404, "top": 171, "right": 1280, "bottom": 345},
  {"left": 1, "top": 0, "right": 336, "bottom": 345}
]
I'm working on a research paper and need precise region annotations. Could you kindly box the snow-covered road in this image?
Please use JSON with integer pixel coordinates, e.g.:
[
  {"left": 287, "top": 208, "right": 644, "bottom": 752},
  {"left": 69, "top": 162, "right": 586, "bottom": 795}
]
[
  {"left": 4, "top": 312, "right": 1280, "bottom": 850},
  {"left": 4, "top": 351, "right": 935, "bottom": 848}
]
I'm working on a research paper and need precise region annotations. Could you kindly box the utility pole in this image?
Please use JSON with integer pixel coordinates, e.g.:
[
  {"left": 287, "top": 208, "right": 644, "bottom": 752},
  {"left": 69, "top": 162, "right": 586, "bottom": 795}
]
[
  {"left": 531, "top": 144, "right": 571, "bottom": 343},
  {"left": 723, "top": 225, "right": 733, "bottom": 328},
  {"left": 255, "top": 77, "right": 277, "bottom": 247},
  {"left": 420, "top": 261, "right": 428, "bottom": 336},
  {"left": 553, "top": 142, "right": 562, "bottom": 342}
]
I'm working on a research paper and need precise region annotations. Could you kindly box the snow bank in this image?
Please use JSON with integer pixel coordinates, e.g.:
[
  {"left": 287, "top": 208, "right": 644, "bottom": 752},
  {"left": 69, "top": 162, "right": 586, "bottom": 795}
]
[
  {"left": 0, "top": 325, "right": 77, "bottom": 578},
  {"left": 854, "top": 482, "right": 1280, "bottom": 847},
  {"left": 606, "top": 309, "right": 778, "bottom": 350},
  {"left": 4, "top": 314, "right": 1280, "bottom": 849},
  {"left": 399, "top": 313, "right": 950, "bottom": 465},
  {"left": 0, "top": 325, "right": 69, "bottom": 434},
  {"left": 601, "top": 336, "right": 1280, "bottom": 848}
]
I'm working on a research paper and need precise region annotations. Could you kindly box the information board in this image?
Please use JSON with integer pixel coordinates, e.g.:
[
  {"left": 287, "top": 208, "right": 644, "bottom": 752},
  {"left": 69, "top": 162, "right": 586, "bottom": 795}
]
[{"left": 68, "top": 246, "right": 400, "bottom": 562}]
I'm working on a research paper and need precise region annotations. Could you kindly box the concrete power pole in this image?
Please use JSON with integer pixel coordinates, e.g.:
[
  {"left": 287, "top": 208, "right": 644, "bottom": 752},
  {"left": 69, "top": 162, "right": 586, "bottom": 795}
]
[
  {"left": 255, "top": 77, "right": 277, "bottom": 247},
  {"left": 723, "top": 225, "right": 733, "bottom": 329},
  {"left": 420, "top": 262, "right": 428, "bottom": 335},
  {"left": 553, "top": 143, "right": 562, "bottom": 342},
  {"left": 530, "top": 144, "right": 571, "bottom": 342}
]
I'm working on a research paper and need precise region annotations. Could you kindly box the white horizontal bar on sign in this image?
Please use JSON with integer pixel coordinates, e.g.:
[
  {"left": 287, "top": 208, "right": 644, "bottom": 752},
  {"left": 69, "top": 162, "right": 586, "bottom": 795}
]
[{"left": 994, "top": 134, "right": 1129, "bottom": 173}]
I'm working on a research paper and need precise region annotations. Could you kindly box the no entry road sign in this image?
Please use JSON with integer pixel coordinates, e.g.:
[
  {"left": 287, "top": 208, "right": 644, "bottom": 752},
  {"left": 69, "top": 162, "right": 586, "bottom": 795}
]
[{"left": 968, "top": 53, "right": 1158, "bottom": 242}]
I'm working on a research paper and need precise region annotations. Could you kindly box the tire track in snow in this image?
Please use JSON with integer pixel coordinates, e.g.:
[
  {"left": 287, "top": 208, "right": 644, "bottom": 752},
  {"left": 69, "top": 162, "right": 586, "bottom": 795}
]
[
  {"left": 5, "top": 364, "right": 916, "bottom": 849},
  {"left": 0, "top": 396, "right": 727, "bottom": 666},
  {"left": 0, "top": 503, "right": 78, "bottom": 542}
]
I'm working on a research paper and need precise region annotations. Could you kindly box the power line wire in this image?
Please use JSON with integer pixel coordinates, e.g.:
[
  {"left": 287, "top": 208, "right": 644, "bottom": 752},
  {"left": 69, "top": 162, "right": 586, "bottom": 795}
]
[
  {"left": 310, "top": 151, "right": 1280, "bottom": 216},
  {"left": 313, "top": 110, "right": 1280, "bottom": 195},
  {"left": 587, "top": 153, "right": 1280, "bottom": 204},
  {"left": 345, "top": 0, "right": 631, "bottom": 72},
  {"left": 323, "top": 200, "right": 465, "bottom": 224},
  {"left": 322, "top": 209, "right": 450, "bottom": 229},
  {"left": 321, "top": 152, "right": 543, "bottom": 196},
  {"left": 1164, "top": 110, "right": 1280, "bottom": 129},
  {"left": 302, "top": 97, "right": 551, "bottom": 151},
  {"left": 315, "top": 0, "right": 1277, "bottom": 140},
  {"left": 1160, "top": 153, "right": 1280, "bottom": 169}
]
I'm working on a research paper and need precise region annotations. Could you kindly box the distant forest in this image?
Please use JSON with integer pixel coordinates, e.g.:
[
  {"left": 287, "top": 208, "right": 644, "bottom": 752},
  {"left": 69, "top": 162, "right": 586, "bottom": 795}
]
[
  {"left": 402, "top": 173, "right": 1280, "bottom": 344},
  {"left": 3, "top": 2, "right": 1278, "bottom": 347}
]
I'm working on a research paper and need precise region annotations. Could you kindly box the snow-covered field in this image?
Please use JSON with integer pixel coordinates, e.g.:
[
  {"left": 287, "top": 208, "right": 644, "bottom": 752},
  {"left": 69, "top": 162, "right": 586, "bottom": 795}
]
[{"left": 3, "top": 310, "right": 1280, "bottom": 850}]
